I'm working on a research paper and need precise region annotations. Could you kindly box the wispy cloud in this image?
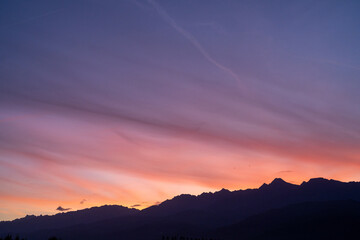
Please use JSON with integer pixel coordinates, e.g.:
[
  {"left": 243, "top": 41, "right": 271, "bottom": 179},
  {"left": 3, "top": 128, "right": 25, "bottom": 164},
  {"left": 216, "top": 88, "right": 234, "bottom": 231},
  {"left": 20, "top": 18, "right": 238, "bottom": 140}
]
[
  {"left": 1, "top": 0, "right": 360, "bottom": 221},
  {"left": 147, "top": 0, "right": 243, "bottom": 85},
  {"left": 56, "top": 206, "right": 71, "bottom": 212}
]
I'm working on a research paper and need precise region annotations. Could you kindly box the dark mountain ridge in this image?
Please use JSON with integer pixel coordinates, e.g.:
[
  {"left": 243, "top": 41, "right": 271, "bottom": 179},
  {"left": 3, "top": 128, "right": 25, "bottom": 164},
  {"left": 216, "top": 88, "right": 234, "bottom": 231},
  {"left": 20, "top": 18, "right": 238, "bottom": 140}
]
[
  {"left": 142, "top": 177, "right": 360, "bottom": 221},
  {"left": 0, "top": 205, "right": 139, "bottom": 234},
  {"left": 2, "top": 177, "right": 360, "bottom": 240}
]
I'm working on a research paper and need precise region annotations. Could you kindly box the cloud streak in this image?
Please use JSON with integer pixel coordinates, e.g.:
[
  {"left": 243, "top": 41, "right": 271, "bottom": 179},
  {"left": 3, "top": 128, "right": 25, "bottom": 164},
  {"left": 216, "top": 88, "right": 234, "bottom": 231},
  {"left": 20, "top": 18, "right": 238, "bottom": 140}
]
[
  {"left": 147, "top": 0, "right": 243, "bottom": 86},
  {"left": 0, "top": 0, "right": 359, "bottom": 221},
  {"left": 56, "top": 206, "right": 71, "bottom": 212}
]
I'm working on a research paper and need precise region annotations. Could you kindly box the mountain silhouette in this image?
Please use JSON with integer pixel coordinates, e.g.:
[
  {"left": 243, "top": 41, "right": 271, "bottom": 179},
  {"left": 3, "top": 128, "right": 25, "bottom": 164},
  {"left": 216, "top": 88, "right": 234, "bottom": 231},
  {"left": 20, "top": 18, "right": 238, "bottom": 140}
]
[
  {"left": 260, "top": 177, "right": 298, "bottom": 189},
  {"left": 1, "top": 178, "right": 360, "bottom": 240},
  {"left": 0, "top": 205, "right": 139, "bottom": 236}
]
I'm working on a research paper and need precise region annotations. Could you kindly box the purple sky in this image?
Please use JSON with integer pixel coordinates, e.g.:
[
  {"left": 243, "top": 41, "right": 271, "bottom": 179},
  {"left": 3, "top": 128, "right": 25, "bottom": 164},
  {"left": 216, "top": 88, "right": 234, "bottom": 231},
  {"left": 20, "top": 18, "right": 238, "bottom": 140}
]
[{"left": 0, "top": 0, "right": 360, "bottom": 220}]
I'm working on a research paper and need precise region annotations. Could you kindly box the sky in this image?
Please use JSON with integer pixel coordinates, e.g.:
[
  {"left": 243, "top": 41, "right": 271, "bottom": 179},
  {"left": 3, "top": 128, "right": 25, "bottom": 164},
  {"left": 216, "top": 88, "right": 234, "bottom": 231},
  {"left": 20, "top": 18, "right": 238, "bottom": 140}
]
[{"left": 0, "top": 0, "right": 360, "bottom": 221}]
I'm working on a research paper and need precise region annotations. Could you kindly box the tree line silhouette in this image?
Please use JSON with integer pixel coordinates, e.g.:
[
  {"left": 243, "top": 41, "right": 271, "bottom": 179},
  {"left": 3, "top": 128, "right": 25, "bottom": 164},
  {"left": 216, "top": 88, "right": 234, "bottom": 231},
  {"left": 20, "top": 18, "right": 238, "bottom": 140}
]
[
  {"left": 0, "top": 235, "right": 60, "bottom": 240},
  {"left": 0, "top": 235, "right": 219, "bottom": 240},
  {"left": 162, "top": 235, "right": 219, "bottom": 240},
  {"left": 0, "top": 235, "right": 25, "bottom": 240}
]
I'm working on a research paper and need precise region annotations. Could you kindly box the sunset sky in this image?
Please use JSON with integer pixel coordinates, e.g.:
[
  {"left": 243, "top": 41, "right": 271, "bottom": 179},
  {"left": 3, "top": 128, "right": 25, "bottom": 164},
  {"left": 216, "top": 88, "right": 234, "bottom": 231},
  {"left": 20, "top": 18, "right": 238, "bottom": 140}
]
[{"left": 1, "top": 0, "right": 360, "bottom": 221}]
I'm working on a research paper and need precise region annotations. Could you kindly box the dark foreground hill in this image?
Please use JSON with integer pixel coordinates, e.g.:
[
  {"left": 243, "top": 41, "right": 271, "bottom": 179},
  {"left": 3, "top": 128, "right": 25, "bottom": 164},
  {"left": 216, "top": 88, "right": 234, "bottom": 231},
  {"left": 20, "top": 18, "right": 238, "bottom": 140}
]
[
  {"left": 215, "top": 200, "right": 360, "bottom": 240},
  {"left": 1, "top": 178, "right": 360, "bottom": 240}
]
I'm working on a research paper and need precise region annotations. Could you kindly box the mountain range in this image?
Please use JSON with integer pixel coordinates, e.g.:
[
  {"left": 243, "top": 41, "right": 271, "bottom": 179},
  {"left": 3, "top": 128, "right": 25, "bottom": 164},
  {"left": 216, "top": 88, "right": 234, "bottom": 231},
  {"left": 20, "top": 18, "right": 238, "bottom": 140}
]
[{"left": 2, "top": 177, "right": 360, "bottom": 240}]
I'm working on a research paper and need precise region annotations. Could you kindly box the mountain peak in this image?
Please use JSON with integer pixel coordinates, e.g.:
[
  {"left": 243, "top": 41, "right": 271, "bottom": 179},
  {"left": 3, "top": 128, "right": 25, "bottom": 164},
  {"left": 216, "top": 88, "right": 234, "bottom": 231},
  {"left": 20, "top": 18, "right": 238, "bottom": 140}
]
[
  {"left": 300, "top": 178, "right": 344, "bottom": 187},
  {"left": 308, "top": 177, "right": 329, "bottom": 183},
  {"left": 300, "top": 177, "right": 329, "bottom": 185},
  {"left": 270, "top": 178, "right": 287, "bottom": 185},
  {"left": 260, "top": 178, "right": 297, "bottom": 190},
  {"left": 215, "top": 188, "right": 231, "bottom": 197}
]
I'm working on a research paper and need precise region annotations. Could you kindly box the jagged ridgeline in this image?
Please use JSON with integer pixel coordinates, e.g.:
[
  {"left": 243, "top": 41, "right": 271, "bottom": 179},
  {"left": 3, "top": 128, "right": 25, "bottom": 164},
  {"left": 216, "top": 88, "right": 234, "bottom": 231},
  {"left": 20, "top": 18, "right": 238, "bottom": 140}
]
[{"left": 1, "top": 178, "right": 360, "bottom": 240}]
